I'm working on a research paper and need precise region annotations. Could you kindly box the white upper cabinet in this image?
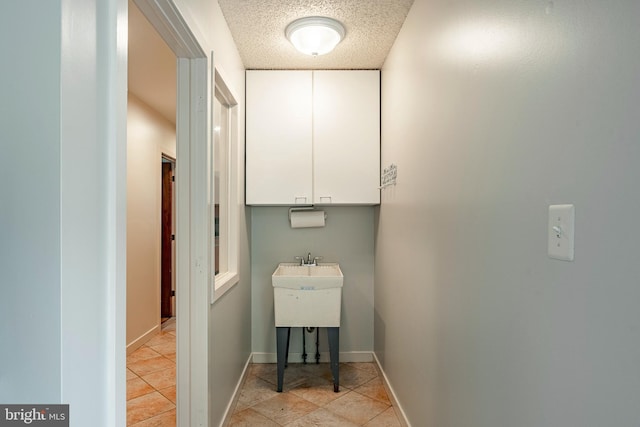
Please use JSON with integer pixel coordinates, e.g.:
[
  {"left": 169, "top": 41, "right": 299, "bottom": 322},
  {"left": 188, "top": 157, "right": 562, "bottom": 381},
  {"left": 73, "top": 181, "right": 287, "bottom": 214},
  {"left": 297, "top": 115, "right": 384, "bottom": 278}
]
[
  {"left": 313, "top": 70, "right": 380, "bottom": 205},
  {"left": 246, "top": 70, "right": 380, "bottom": 205},
  {"left": 246, "top": 71, "right": 313, "bottom": 205}
]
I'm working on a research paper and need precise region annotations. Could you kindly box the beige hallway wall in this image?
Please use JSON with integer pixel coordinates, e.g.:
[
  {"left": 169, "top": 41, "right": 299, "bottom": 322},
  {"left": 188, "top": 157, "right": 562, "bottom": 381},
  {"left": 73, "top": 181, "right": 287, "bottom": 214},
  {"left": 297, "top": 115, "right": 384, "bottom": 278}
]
[{"left": 126, "top": 93, "right": 176, "bottom": 349}]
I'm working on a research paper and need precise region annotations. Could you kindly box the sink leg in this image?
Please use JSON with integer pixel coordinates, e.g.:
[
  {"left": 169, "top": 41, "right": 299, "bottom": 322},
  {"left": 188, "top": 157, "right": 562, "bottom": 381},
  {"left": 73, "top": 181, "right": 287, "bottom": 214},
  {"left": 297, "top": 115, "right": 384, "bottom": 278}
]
[
  {"left": 276, "top": 327, "right": 289, "bottom": 392},
  {"left": 315, "top": 327, "right": 320, "bottom": 364},
  {"left": 285, "top": 327, "right": 291, "bottom": 368},
  {"left": 327, "top": 327, "right": 339, "bottom": 392}
]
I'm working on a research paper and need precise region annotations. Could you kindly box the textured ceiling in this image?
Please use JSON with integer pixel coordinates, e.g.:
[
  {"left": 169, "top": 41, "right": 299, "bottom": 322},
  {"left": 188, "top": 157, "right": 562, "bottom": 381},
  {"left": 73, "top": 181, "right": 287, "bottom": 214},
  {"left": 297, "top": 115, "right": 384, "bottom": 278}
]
[
  {"left": 128, "top": 0, "right": 415, "bottom": 123},
  {"left": 218, "top": 0, "right": 415, "bottom": 69}
]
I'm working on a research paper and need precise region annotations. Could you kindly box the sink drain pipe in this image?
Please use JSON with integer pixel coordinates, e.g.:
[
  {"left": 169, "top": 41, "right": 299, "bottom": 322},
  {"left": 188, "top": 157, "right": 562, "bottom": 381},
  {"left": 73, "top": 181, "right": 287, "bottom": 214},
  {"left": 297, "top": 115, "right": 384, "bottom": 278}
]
[{"left": 302, "top": 327, "right": 320, "bottom": 364}]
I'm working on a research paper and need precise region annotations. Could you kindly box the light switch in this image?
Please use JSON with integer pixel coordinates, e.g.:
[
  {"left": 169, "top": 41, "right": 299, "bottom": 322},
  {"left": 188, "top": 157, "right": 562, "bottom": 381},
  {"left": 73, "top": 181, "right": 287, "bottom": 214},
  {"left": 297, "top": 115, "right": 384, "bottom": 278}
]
[{"left": 548, "top": 204, "right": 575, "bottom": 261}]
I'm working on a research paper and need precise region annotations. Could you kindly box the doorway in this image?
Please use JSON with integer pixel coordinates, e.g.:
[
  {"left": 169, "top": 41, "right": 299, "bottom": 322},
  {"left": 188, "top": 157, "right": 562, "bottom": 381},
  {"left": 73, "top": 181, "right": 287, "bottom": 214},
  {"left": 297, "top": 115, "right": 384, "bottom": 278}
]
[
  {"left": 126, "top": 1, "right": 179, "bottom": 423},
  {"left": 161, "top": 156, "right": 175, "bottom": 321},
  {"left": 127, "top": 0, "right": 210, "bottom": 426}
]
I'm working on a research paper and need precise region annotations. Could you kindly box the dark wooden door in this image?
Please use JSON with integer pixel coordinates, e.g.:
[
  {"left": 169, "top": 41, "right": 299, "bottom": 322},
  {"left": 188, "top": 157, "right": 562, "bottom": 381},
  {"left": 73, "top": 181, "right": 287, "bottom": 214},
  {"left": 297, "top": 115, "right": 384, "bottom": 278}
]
[{"left": 161, "top": 161, "right": 174, "bottom": 318}]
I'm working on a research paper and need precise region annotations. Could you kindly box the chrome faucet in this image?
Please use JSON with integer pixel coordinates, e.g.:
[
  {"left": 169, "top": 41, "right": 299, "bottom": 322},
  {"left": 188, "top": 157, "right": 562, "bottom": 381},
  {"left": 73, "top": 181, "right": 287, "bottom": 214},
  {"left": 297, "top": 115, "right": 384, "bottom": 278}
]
[{"left": 295, "top": 252, "right": 323, "bottom": 266}]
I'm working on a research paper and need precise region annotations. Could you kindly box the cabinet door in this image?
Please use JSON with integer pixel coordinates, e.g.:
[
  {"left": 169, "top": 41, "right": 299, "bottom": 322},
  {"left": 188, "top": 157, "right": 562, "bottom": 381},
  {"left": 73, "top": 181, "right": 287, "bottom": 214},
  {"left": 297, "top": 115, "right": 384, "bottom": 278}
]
[
  {"left": 313, "top": 71, "right": 380, "bottom": 205},
  {"left": 246, "top": 71, "right": 313, "bottom": 205}
]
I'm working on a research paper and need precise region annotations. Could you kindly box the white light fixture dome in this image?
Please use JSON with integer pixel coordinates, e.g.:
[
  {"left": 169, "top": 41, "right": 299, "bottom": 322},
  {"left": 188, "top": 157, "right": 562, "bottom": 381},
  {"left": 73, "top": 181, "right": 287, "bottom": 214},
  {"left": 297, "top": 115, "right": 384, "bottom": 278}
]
[{"left": 285, "top": 16, "right": 345, "bottom": 56}]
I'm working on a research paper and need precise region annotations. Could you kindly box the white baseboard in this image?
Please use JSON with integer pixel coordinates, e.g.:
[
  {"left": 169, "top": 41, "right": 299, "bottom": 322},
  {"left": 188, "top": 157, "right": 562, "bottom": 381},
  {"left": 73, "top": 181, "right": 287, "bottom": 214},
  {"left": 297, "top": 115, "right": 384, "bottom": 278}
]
[
  {"left": 251, "top": 351, "right": 374, "bottom": 364},
  {"left": 126, "top": 323, "right": 161, "bottom": 355},
  {"left": 373, "top": 352, "right": 411, "bottom": 427},
  {"left": 219, "top": 353, "right": 253, "bottom": 427}
]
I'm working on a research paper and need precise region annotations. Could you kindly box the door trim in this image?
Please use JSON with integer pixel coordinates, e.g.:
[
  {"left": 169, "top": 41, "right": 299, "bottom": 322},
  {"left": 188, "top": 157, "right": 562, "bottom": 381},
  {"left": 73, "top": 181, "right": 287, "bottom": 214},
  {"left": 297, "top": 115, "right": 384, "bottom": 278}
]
[{"left": 132, "top": 1, "right": 209, "bottom": 425}]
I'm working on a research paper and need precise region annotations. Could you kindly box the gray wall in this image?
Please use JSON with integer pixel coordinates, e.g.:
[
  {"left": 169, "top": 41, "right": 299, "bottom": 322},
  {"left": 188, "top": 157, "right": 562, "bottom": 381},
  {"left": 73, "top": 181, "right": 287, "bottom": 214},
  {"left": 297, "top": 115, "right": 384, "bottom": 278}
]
[
  {"left": 377, "top": 0, "right": 640, "bottom": 425},
  {"left": 2, "top": 0, "right": 128, "bottom": 422},
  {"left": 0, "top": 0, "right": 61, "bottom": 402},
  {"left": 210, "top": 208, "right": 252, "bottom": 421},
  {"left": 209, "top": 85, "right": 251, "bottom": 426},
  {"left": 251, "top": 207, "right": 374, "bottom": 361}
]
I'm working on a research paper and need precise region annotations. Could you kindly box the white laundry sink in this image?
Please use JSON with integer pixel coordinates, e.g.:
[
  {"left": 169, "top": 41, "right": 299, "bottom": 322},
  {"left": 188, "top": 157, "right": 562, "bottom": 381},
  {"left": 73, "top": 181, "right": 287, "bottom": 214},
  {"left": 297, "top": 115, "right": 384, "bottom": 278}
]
[{"left": 272, "top": 263, "right": 343, "bottom": 327}]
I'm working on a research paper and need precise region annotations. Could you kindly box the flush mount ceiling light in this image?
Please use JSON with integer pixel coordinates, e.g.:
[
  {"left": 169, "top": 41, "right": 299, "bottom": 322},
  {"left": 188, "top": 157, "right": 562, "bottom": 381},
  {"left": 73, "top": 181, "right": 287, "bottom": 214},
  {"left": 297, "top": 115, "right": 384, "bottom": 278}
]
[{"left": 285, "top": 16, "right": 345, "bottom": 56}]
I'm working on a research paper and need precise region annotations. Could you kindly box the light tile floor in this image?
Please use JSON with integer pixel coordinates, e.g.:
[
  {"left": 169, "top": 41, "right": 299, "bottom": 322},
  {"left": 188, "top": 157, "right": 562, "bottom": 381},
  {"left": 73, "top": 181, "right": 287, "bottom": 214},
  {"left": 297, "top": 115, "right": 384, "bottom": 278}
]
[
  {"left": 127, "top": 320, "right": 402, "bottom": 426},
  {"left": 127, "top": 318, "right": 176, "bottom": 426},
  {"left": 229, "top": 362, "right": 402, "bottom": 426}
]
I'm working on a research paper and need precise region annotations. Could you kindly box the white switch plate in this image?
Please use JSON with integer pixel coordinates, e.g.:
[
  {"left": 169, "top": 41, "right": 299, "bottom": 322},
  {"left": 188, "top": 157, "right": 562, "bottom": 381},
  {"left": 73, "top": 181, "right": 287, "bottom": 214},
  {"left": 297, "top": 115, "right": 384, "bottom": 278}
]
[{"left": 548, "top": 204, "right": 575, "bottom": 261}]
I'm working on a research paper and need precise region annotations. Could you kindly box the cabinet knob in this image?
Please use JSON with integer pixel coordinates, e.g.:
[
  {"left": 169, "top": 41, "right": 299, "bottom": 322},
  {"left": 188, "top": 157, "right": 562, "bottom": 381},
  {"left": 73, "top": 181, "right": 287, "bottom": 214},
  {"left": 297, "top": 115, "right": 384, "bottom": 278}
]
[
  {"left": 319, "top": 196, "right": 332, "bottom": 203},
  {"left": 294, "top": 196, "right": 308, "bottom": 204}
]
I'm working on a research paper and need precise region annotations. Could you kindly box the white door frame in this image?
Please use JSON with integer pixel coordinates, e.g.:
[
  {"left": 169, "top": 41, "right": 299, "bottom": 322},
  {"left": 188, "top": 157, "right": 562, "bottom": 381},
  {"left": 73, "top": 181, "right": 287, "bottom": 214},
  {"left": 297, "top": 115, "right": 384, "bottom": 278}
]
[{"left": 132, "top": 1, "right": 210, "bottom": 425}]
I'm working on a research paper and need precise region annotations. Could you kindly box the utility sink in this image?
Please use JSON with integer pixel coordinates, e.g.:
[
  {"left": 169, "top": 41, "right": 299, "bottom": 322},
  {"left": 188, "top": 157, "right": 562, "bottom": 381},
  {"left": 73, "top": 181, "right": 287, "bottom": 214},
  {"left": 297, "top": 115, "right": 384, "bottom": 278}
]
[
  {"left": 272, "top": 263, "right": 343, "bottom": 327},
  {"left": 272, "top": 263, "right": 343, "bottom": 289}
]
